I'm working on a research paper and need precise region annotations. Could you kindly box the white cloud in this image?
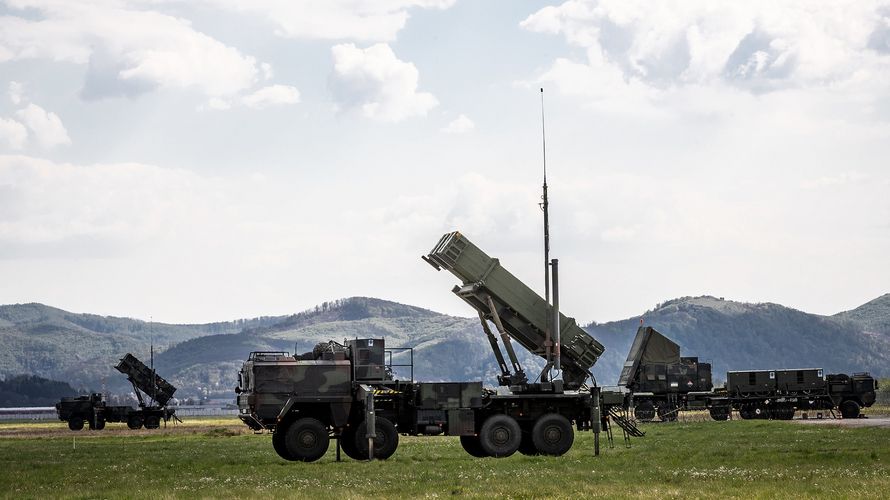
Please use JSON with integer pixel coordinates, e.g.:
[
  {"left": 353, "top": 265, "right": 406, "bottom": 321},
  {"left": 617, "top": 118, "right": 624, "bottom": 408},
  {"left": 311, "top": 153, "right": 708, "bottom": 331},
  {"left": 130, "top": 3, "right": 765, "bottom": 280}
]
[
  {"left": 8, "top": 81, "right": 23, "bottom": 105},
  {"left": 0, "top": 118, "right": 28, "bottom": 150},
  {"left": 329, "top": 43, "right": 438, "bottom": 122},
  {"left": 241, "top": 84, "right": 301, "bottom": 109},
  {"left": 206, "top": 97, "right": 232, "bottom": 111},
  {"left": 0, "top": 1, "right": 261, "bottom": 99},
  {"left": 261, "top": 62, "right": 274, "bottom": 80},
  {"left": 521, "top": 1, "right": 890, "bottom": 115},
  {"left": 15, "top": 103, "right": 70, "bottom": 148},
  {"left": 199, "top": 0, "right": 456, "bottom": 42},
  {"left": 441, "top": 114, "right": 475, "bottom": 134}
]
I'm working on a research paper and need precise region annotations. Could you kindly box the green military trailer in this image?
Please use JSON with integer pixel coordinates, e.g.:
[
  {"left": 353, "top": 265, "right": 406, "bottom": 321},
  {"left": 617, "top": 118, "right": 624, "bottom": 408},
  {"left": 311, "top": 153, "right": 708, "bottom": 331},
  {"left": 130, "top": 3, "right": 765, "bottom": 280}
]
[
  {"left": 722, "top": 368, "right": 878, "bottom": 419},
  {"left": 236, "top": 232, "right": 640, "bottom": 462}
]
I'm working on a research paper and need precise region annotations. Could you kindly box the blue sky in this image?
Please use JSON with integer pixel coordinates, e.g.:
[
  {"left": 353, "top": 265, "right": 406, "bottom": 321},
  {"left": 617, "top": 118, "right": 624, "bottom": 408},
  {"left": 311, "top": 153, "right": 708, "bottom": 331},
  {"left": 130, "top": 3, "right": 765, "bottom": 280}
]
[{"left": 1, "top": 0, "right": 889, "bottom": 323}]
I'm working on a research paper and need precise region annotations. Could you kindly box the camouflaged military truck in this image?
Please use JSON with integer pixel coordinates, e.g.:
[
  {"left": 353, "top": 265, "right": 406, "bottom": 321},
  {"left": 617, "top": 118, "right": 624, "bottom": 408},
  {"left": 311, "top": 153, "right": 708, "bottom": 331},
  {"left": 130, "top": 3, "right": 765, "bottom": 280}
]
[
  {"left": 237, "top": 232, "right": 641, "bottom": 462},
  {"left": 237, "top": 337, "right": 630, "bottom": 462}
]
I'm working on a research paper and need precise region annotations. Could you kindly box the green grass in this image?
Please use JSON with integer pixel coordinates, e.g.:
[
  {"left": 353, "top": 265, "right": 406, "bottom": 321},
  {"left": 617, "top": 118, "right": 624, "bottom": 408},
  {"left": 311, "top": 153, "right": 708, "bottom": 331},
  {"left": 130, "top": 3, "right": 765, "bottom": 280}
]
[{"left": 1, "top": 417, "right": 888, "bottom": 499}]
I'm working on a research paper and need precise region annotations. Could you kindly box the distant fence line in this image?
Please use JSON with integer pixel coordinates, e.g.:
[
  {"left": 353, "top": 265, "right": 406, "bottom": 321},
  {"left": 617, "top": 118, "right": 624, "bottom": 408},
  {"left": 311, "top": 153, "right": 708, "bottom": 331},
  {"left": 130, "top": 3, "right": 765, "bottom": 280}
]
[{"left": 0, "top": 406, "right": 237, "bottom": 421}]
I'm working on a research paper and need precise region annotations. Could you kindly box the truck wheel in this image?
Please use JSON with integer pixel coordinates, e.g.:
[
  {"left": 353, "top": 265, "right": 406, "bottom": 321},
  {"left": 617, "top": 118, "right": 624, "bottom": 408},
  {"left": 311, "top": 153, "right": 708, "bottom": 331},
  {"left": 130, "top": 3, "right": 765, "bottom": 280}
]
[
  {"left": 479, "top": 415, "right": 521, "bottom": 458},
  {"left": 753, "top": 406, "right": 767, "bottom": 419},
  {"left": 634, "top": 402, "right": 655, "bottom": 422},
  {"left": 460, "top": 435, "right": 489, "bottom": 458},
  {"left": 144, "top": 415, "right": 161, "bottom": 429},
  {"left": 532, "top": 413, "right": 574, "bottom": 456},
  {"left": 517, "top": 429, "right": 538, "bottom": 456},
  {"left": 89, "top": 418, "right": 106, "bottom": 431},
  {"left": 272, "top": 430, "right": 295, "bottom": 460},
  {"left": 777, "top": 406, "right": 795, "bottom": 420},
  {"left": 840, "top": 400, "right": 860, "bottom": 419},
  {"left": 127, "top": 416, "right": 143, "bottom": 430},
  {"left": 657, "top": 405, "right": 677, "bottom": 422},
  {"left": 339, "top": 429, "right": 363, "bottom": 460},
  {"left": 68, "top": 418, "right": 84, "bottom": 431},
  {"left": 708, "top": 407, "right": 729, "bottom": 421},
  {"left": 285, "top": 418, "right": 330, "bottom": 462},
  {"left": 739, "top": 405, "right": 753, "bottom": 420},
  {"left": 353, "top": 417, "right": 399, "bottom": 460}
]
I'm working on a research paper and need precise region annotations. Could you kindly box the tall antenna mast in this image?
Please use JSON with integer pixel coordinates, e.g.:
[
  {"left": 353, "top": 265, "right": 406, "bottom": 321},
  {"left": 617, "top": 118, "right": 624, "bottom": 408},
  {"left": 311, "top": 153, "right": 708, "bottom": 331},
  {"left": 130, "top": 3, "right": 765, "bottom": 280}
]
[
  {"left": 541, "top": 88, "right": 550, "bottom": 305},
  {"left": 540, "top": 88, "right": 554, "bottom": 382}
]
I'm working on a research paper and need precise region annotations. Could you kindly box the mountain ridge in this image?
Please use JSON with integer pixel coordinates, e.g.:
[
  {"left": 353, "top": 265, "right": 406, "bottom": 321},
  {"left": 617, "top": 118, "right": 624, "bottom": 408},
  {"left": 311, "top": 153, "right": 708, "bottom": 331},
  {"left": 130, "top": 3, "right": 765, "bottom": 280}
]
[{"left": 1, "top": 294, "right": 887, "bottom": 398}]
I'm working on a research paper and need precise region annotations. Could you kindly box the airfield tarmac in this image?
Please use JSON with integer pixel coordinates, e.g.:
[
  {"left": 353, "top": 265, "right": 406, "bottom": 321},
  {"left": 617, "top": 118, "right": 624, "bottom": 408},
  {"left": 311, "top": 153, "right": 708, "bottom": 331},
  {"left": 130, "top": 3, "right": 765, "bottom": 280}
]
[{"left": 794, "top": 416, "right": 890, "bottom": 428}]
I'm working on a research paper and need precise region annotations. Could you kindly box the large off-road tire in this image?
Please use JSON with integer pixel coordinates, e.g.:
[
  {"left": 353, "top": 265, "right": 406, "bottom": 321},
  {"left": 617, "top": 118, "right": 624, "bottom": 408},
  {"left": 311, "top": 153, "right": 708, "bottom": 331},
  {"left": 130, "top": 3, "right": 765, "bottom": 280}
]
[
  {"left": 840, "top": 400, "right": 861, "bottom": 419},
  {"left": 634, "top": 401, "right": 656, "bottom": 422},
  {"left": 738, "top": 405, "right": 753, "bottom": 420},
  {"left": 479, "top": 415, "right": 521, "bottom": 458},
  {"left": 353, "top": 417, "right": 399, "bottom": 460},
  {"left": 284, "top": 418, "right": 330, "bottom": 462},
  {"left": 752, "top": 406, "right": 767, "bottom": 420},
  {"left": 144, "top": 415, "right": 161, "bottom": 430},
  {"left": 709, "top": 407, "right": 730, "bottom": 421},
  {"left": 339, "top": 428, "right": 364, "bottom": 460},
  {"left": 531, "top": 413, "right": 574, "bottom": 456},
  {"left": 89, "top": 417, "right": 106, "bottom": 431},
  {"left": 517, "top": 428, "right": 538, "bottom": 456},
  {"left": 68, "top": 418, "right": 84, "bottom": 431},
  {"left": 657, "top": 405, "right": 678, "bottom": 422},
  {"left": 272, "top": 430, "right": 294, "bottom": 461},
  {"left": 460, "top": 435, "right": 489, "bottom": 458},
  {"left": 127, "top": 415, "right": 143, "bottom": 430},
  {"left": 776, "top": 406, "right": 795, "bottom": 420}
]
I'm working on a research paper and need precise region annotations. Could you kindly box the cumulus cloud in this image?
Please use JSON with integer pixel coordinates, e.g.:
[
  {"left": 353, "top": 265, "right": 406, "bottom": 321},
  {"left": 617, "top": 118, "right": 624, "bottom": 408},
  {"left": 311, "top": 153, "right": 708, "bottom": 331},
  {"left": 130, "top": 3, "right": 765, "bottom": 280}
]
[
  {"left": 241, "top": 84, "right": 301, "bottom": 109},
  {"left": 15, "top": 103, "right": 70, "bottom": 148},
  {"left": 200, "top": 0, "right": 456, "bottom": 42},
  {"left": 441, "top": 114, "right": 475, "bottom": 134},
  {"left": 329, "top": 43, "right": 438, "bottom": 122},
  {"left": 0, "top": 1, "right": 261, "bottom": 99},
  {"left": 521, "top": 1, "right": 890, "bottom": 106},
  {"left": 8, "top": 81, "right": 23, "bottom": 105},
  {"left": 0, "top": 118, "right": 28, "bottom": 150}
]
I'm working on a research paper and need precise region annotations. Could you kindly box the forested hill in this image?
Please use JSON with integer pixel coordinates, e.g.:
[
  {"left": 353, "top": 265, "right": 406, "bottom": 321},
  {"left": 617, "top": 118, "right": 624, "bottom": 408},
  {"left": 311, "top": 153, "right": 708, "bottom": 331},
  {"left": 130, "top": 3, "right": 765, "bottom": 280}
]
[
  {"left": 0, "top": 303, "right": 287, "bottom": 393},
  {"left": 1, "top": 294, "right": 888, "bottom": 399}
]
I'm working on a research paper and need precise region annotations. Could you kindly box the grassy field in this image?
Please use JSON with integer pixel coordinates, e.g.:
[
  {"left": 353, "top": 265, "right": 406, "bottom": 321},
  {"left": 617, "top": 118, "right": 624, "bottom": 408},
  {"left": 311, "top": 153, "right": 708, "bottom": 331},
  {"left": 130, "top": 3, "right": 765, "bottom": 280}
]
[{"left": 1, "top": 416, "right": 888, "bottom": 499}]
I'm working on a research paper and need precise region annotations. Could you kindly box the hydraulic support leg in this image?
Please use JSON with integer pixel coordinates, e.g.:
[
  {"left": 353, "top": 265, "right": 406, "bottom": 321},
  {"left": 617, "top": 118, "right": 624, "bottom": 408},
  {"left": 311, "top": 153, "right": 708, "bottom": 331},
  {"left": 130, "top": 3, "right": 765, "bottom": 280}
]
[
  {"left": 485, "top": 296, "right": 527, "bottom": 384},
  {"left": 478, "top": 312, "right": 511, "bottom": 382}
]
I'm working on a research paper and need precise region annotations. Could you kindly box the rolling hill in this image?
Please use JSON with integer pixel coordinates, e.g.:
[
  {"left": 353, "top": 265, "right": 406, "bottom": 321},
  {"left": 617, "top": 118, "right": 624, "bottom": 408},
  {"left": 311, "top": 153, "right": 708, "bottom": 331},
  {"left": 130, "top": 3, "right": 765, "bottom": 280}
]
[{"left": 1, "top": 294, "right": 888, "bottom": 399}]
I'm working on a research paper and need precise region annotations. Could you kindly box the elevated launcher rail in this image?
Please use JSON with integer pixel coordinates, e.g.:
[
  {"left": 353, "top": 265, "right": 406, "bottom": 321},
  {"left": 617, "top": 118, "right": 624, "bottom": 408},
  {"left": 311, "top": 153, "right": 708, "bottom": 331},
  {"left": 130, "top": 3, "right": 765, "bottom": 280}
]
[
  {"left": 115, "top": 353, "right": 177, "bottom": 407},
  {"left": 424, "top": 231, "right": 604, "bottom": 390}
]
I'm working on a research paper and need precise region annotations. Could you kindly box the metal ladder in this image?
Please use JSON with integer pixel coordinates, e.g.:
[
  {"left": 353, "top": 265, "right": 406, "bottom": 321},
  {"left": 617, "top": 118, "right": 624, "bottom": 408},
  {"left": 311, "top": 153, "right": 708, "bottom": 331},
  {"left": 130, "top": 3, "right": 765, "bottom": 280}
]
[{"left": 609, "top": 407, "right": 646, "bottom": 438}]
